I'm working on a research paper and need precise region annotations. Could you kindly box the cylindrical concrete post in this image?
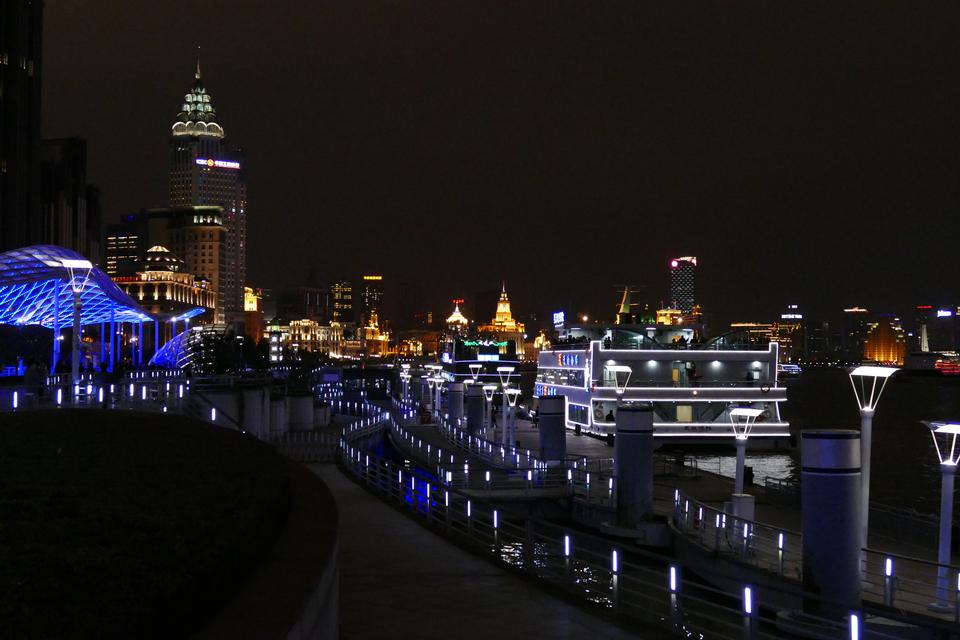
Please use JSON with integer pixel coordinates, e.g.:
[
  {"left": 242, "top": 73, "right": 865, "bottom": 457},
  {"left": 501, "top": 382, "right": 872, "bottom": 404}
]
[
  {"left": 448, "top": 382, "right": 464, "bottom": 424},
  {"left": 466, "top": 385, "right": 484, "bottom": 434},
  {"left": 801, "top": 430, "right": 862, "bottom": 618},
  {"left": 242, "top": 388, "right": 264, "bottom": 439},
  {"left": 271, "top": 397, "right": 289, "bottom": 436},
  {"left": 614, "top": 403, "right": 655, "bottom": 527},
  {"left": 411, "top": 376, "right": 423, "bottom": 403},
  {"left": 735, "top": 438, "right": 747, "bottom": 494},
  {"left": 538, "top": 396, "right": 566, "bottom": 463},
  {"left": 289, "top": 395, "right": 314, "bottom": 432}
]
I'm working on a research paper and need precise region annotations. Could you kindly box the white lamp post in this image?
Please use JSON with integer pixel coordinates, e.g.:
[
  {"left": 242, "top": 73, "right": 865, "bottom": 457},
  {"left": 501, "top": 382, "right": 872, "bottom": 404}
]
[
  {"left": 482, "top": 384, "right": 497, "bottom": 435},
  {"left": 469, "top": 363, "right": 483, "bottom": 383},
  {"left": 924, "top": 421, "right": 960, "bottom": 610},
  {"left": 433, "top": 376, "right": 444, "bottom": 417},
  {"left": 730, "top": 408, "right": 763, "bottom": 494},
  {"left": 62, "top": 258, "right": 92, "bottom": 385},
  {"left": 506, "top": 387, "right": 521, "bottom": 448},
  {"left": 497, "top": 366, "right": 515, "bottom": 445},
  {"left": 849, "top": 365, "right": 898, "bottom": 550}
]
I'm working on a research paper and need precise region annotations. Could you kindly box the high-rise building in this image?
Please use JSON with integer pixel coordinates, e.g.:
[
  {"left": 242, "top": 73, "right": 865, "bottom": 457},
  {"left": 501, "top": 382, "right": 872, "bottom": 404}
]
[
  {"left": 168, "top": 62, "right": 246, "bottom": 314},
  {"left": 669, "top": 256, "right": 697, "bottom": 314},
  {"left": 864, "top": 315, "right": 906, "bottom": 365},
  {"left": 360, "top": 275, "right": 384, "bottom": 327},
  {"left": 331, "top": 280, "right": 354, "bottom": 323},
  {"left": 104, "top": 206, "right": 225, "bottom": 321},
  {"left": 40, "top": 137, "right": 101, "bottom": 264},
  {"left": 0, "top": 0, "right": 43, "bottom": 251},
  {"left": 842, "top": 307, "right": 870, "bottom": 362}
]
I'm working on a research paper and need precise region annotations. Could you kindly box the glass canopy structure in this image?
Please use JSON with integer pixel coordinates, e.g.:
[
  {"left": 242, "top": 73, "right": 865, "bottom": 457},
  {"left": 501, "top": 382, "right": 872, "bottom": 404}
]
[{"left": 0, "top": 245, "right": 150, "bottom": 328}]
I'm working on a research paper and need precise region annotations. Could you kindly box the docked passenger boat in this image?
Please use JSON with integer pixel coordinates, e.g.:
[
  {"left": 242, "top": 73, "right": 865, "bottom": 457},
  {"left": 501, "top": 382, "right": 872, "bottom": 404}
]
[{"left": 536, "top": 323, "right": 791, "bottom": 448}]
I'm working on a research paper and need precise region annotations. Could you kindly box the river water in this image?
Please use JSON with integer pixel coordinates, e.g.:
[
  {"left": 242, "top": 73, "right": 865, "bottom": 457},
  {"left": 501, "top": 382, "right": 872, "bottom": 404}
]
[{"left": 690, "top": 368, "right": 960, "bottom": 515}]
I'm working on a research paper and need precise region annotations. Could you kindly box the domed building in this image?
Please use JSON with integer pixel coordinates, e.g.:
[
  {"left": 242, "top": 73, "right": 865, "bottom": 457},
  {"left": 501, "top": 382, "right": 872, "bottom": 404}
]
[{"left": 114, "top": 245, "right": 216, "bottom": 320}]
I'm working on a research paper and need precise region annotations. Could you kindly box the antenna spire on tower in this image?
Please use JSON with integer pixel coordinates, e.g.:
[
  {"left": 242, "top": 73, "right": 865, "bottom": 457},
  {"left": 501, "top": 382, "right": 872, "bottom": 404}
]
[{"left": 195, "top": 46, "right": 202, "bottom": 80}]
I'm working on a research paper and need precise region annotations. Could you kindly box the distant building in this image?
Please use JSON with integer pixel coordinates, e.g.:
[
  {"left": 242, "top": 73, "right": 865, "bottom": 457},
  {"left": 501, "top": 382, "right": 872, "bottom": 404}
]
[
  {"left": 40, "top": 138, "right": 101, "bottom": 264},
  {"left": 669, "top": 256, "right": 697, "bottom": 314},
  {"left": 445, "top": 302, "right": 469, "bottom": 333},
  {"left": 105, "top": 206, "right": 226, "bottom": 320},
  {"left": 0, "top": 0, "right": 43, "bottom": 251},
  {"left": 864, "top": 315, "right": 906, "bottom": 365},
  {"left": 114, "top": 245, "right": 216, "bottom": 322},
  {"left": 277, "top": 286, "right": 328, "bottom": 322},
  {"left": 476, "top": 283, "right": 527, "bottom": 359},
  {"left": 360, "top": 275, "right": 384, "bottom": 327},
  {"left": 916, "top": 305, "right": 958, "bottom": 353},
  {"left": 169, "top": 61, "right": 247, "bottom": 314},
  {"left": 842, "top": 307, "right": 870, "bottom": 362},
  {"left": 331, "top": 280, "right": 354, "bottom": 323}
]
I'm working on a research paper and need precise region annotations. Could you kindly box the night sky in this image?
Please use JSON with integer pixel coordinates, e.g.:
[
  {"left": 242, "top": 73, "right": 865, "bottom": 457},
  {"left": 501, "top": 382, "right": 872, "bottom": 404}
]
[{"left": 43, "top": 2, "right": 960, "bottom": 327}]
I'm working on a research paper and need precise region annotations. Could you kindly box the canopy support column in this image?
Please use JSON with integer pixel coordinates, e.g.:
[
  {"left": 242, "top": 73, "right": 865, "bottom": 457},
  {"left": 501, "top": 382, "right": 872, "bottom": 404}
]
[
  {"left": 137, "top": 320, "right": 143, "bottom": 367},
  {"left": 52, "top": 281, "right": 61, "bottom": 373},
  {"left": 100, "top": 322, "right": 105, "bottom": 368},
  {"left": 109, "top": 310, "right": 115, "bottom": 372},
  {"left": 71, "top": 287, "right": 81, "bottom": 384}
]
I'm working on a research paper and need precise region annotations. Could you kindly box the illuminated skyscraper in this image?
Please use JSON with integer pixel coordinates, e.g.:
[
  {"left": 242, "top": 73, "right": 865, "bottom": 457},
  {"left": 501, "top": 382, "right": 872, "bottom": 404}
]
[
  {"left": 669, "top": 256, "right": 697, "bottom": 314},
  {"left": 168, "top": 61, "right": 246, "bottom": 314},
  {"left": 864, "top": 315, "right": 905, "bottom": 365},
  {"left": 331, "top": 280, "right": 354, "bottom": 323},
  {"left": 360, "top": 275, "right": 384, "bottom": 326}
]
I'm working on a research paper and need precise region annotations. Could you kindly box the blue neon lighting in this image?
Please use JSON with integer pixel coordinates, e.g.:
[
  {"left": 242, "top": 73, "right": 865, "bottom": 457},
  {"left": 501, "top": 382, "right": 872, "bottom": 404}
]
[{"left": 0, "top": 245, "right": 152, "bottom": 328}]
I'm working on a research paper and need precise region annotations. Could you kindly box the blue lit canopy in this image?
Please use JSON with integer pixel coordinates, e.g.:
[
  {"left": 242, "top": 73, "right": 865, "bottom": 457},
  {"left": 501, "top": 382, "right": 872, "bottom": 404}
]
[{"left": 0, "top": 245, "right": 153, "bottom": 328}]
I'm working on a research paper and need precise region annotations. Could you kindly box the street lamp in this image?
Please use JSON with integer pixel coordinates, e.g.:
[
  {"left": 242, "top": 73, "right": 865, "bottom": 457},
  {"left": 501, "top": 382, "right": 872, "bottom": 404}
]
[
  {"left": 924, "top": 421, "right": 960, "bottom": 611},
  {"left": 497, "top": 367, "right": 515, "bottom": 445},
  {"left": 730, "top": 408, "right": 763, "bottom": 494},
  {"left": 605, "top": 364, "right": 632, "bottom": 395},
  {"left": 849, "top": 365, "right": 898, "bottom": 550},
  {"left": 506, "top": 387, "right": 521, "bottom": 448},
  {"left": 482, "top": 384, "right": 497, "bottom": 435},
  {"left": 469, "top": 363, "right": 483, "bottom": 383},
  {"left": 432, "top": 376, "right": 445, "bottom": 417}
]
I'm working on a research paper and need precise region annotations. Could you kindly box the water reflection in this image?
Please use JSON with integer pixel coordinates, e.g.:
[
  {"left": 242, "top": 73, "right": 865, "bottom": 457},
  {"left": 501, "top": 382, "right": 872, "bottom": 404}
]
[{"left": 697, "top": 369, "right": 958, "bottom": 513}]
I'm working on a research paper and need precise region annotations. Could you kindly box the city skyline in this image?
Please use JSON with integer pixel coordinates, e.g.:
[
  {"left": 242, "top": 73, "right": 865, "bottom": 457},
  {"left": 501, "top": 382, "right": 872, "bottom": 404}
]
[{"left": 40, "top": 2, "right": 960, "bottom": 325}]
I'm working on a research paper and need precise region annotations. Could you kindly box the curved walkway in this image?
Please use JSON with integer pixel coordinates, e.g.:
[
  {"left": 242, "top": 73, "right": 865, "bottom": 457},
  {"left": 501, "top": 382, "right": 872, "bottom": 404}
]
[{"left": 310, "top": 463, "right": 655, "bottom": 640}]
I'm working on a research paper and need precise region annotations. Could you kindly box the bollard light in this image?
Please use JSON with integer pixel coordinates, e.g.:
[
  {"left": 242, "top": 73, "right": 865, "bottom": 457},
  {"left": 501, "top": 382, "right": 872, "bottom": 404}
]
[
  {"left": 211, "top": 407, "right": 216, "bottom": 421},
  {"left": 493, "top": 510, "right": 499, "bottom": 529},
  {"left": 12, "top": 391, "right": 17, "bottom": 409},
  {"left": 564, "top": 535, "right": 571, "bottom": 557},
  {"left": 743, "top": 585, "right": 753, "bottom": 615},
  {"left": 612, "top": 549, "right": 619, "bottom": 574},
  {"left": 884, "top": 557, "right": 893, "bottom": 577},
  {"left": 849, "top": 612, "right": 860, "bottom": 640},
  {"left": 669, "top": 565, "right": 678, "bottom": 592}
]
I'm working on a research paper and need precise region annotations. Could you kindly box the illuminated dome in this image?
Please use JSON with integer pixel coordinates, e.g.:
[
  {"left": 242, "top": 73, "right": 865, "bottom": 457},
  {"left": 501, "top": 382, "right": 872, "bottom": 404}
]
[
  {"left": 171, "top": 62, "right": 225, "bottom": 139},
  {"left": 446, "top": 303, "right": 469, "bottom": 326},
  {"left": 143, "top": 246, "right": 185, "bottom": 273}
]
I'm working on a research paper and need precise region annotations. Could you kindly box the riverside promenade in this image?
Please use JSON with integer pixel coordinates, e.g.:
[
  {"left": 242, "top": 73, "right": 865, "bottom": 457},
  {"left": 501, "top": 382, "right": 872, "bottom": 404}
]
[{"left": 310, "top": 464, "right": 654, "bottom": 640}]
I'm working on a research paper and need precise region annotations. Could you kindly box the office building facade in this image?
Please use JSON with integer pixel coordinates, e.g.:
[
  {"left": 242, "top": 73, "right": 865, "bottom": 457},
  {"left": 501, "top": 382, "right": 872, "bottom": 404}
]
[
  {"left": 169, "top": 63, "right": 246, "bottom": 314},
  {"left": 669, "top": 256, "right": 697, "bottom": 314}
]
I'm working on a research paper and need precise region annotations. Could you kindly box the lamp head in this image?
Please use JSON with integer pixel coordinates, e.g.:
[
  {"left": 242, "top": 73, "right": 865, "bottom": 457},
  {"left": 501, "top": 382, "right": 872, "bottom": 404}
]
[
  {"left": 506, "top": 388, "right": 521, "bottom": 406},
  {"left": 848, "top": 366, "right": 898, "bottom": 410},
  {"left": 605, "top": 364, "right": 632, "bottom": 395},
  {"left": 924, "top": 421, "right": 960, "bottom": 466},
  {"left": 729, "top": 406, "right": 763, "bottom": 439}
]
